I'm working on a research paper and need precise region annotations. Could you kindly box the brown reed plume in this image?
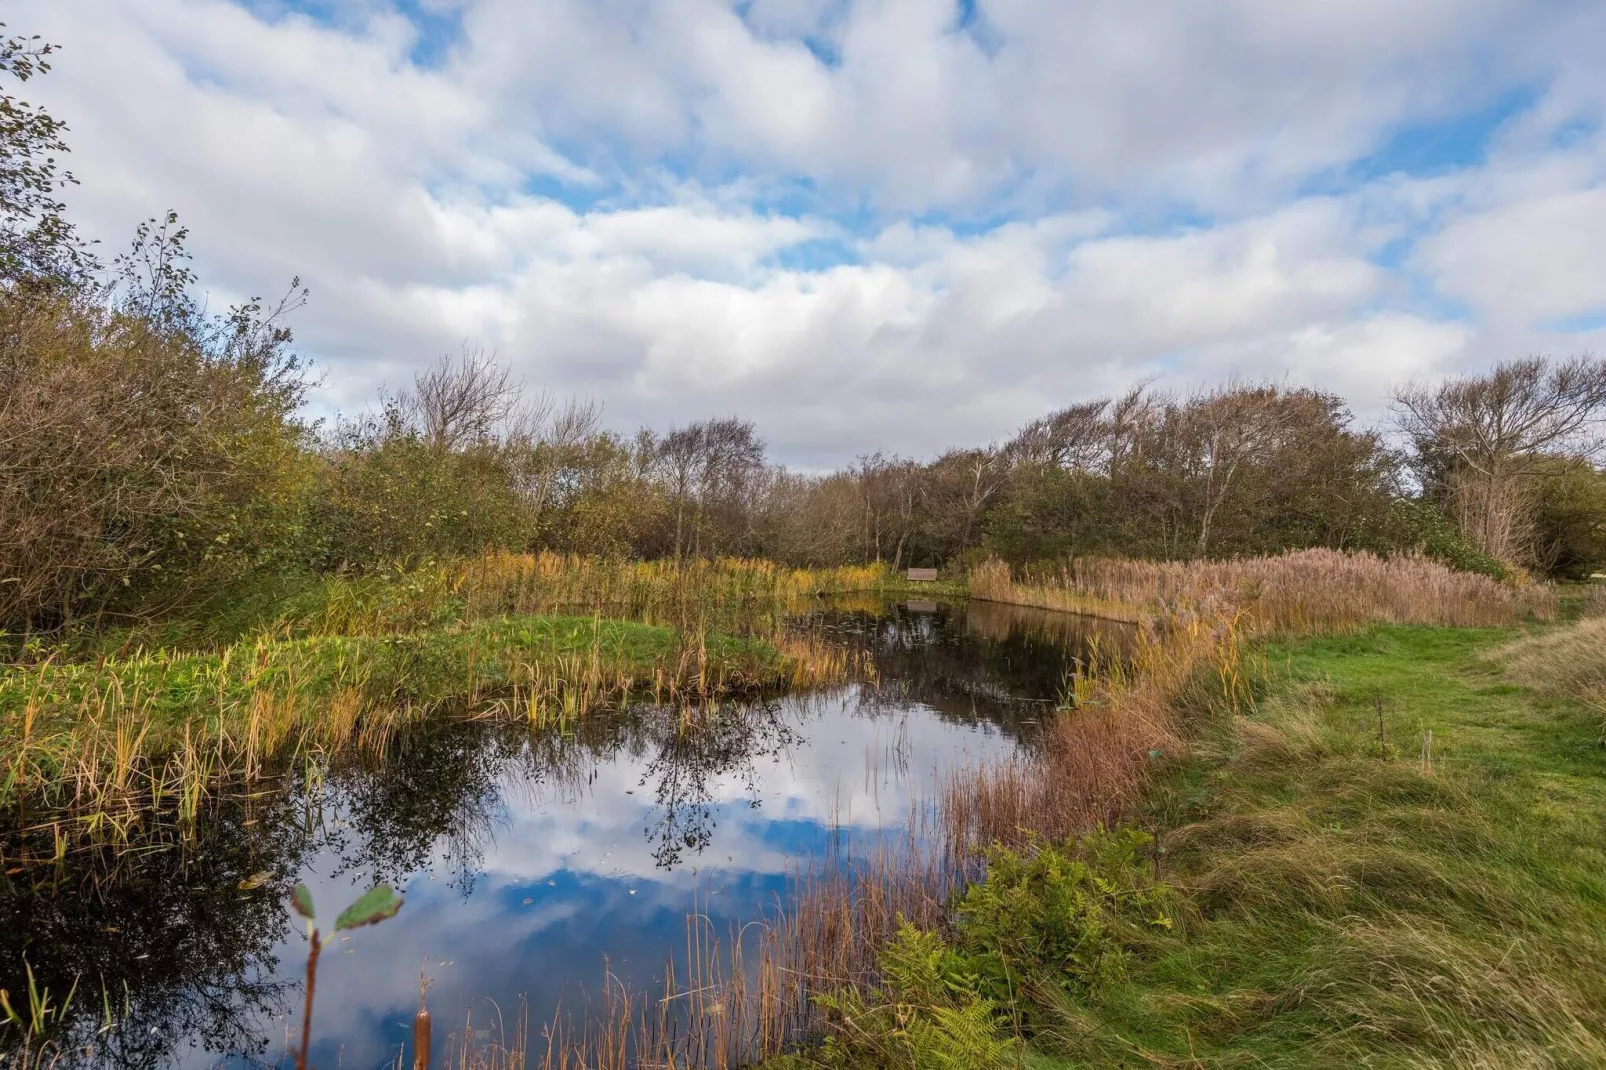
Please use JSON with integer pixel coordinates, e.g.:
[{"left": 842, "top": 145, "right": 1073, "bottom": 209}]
[{"left": 971, "top": 548, "right": 1554, "bottom": 633}]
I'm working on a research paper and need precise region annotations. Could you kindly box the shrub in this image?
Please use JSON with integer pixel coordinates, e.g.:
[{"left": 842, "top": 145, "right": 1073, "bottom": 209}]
[
  {"left": 782, "top": 831, "right": 1172, "bottom": 1069},
  {"left": 1530, "top": 461, "right": 1606, "bottom": 580},
  {"left": 0, "top": 286, "right": 310, "bottom": 631},
  {"left": 1374, "top": 499, "right": 1510, "bottom": 579},
  {"left": 952, "top": 829, "right": 1173, "bottom": 1002}
]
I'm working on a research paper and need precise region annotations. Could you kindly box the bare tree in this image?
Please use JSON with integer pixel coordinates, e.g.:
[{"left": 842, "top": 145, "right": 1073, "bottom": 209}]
[
  {"left": 1004, "top": 400, "right": 1110, "bottom": 470},
  {"left": 1183, "top": 385, "right": 1305, "bottom": 556},
  {"left": 693, "top": 418, "right": 766, "bottom": 557},
  {"left": 402, "top": 344, "right": 522, "bottom": 451},
  {"left": 651, "top": 418, "right": 767, "bottom": 560},
  {"left": 657, "top": 423, "right": 706, "bottom": 563},
  {"left": 1107, "top": 382, "right": 1162, "bottom": 479},
  {"left": 1394, "top": 355, "right": 1606, "bottom": 563},
  {"left": 506, "top": 395, "right": 600, "bottom": 516},
  {"left": 922, "top": 447, "right": 1010, "bottom": 555}
]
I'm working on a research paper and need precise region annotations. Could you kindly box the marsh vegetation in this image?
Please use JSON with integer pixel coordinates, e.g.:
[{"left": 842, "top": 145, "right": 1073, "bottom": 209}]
[{"left": 4, "top": 18, "right": 1606, "bottom": 1070}]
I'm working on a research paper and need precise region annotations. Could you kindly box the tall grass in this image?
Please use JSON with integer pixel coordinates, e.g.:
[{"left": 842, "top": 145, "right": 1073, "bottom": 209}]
[
  {"left": 1488, "top": 614, "right": 1606, "bottom": 731},
  {"left": 971, "top": 548, "right": 1554, "bottom": 633},
  {"left": 0, "top": 615, "right": 839, "bottom": 826},
  {"left": 264, "top": 554, "right": 891, "bottom": 643}
]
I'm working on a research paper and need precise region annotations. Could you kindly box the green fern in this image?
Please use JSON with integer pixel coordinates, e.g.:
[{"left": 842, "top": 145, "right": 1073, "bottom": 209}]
[
  {"left": 807, "top": 922, "right": 1017, "bottom": 1069},
  {"left": 953, "top": 827, "right": 1173, "bottom": 1001},
  {"left": 766, "top": 830, "right": 1175, "bottom": 1068}
]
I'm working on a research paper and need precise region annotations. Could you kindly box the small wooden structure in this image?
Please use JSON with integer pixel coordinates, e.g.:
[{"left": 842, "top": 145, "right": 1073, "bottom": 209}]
[{"left": 906, "top": 567, "right": 939, "bottom": 583}]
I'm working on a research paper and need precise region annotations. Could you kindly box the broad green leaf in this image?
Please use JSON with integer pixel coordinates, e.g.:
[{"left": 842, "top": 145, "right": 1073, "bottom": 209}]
[
  {"left": 334, "top": 885, "right": 403, "bottom": 932},
  {"left": 290, "top": 884, "right": 316, "bottom": 920}
]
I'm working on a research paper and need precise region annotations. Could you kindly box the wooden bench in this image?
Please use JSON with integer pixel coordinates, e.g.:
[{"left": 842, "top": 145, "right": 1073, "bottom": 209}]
[{"left": 906, "top": 567, "right": 939, "bottom": 582}]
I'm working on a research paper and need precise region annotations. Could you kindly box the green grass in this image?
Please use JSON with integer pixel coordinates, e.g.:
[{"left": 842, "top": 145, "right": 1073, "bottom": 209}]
[
  {"left": 773, "top": 624, "right": 1606, "bottom": 1068},
  {"left": 868, "top": 577, "right": 969, "bottom": 600},
  {"left": 1043, "top": 625, "right": 1606, "bottom": 1067}
]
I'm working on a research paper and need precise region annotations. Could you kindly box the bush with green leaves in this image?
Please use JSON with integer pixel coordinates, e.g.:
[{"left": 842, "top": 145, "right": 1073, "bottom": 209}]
[
  {"left": 950, "top": 827, "right": 1173, "bottom": 1005},
  {"left": 772, "top": 829, "right": 1173, "bottom": 1069},
  {"left": 1370, "top": 499, "right": 1510, "bottom": 579},
  {"left": 1530, "top": 460, "right": 1606, "bottom": 579}
]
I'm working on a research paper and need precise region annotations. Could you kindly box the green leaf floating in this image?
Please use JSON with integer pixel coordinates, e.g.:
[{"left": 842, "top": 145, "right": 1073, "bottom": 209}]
[
  {"left": 334, "top": 885, "right": 403, "bottom": 932},
  {"left": 291, "top": 884, "right": 316, "bottom": 921}
]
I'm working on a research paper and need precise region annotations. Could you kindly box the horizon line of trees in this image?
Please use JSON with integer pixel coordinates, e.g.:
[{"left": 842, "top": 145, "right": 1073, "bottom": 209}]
[{"left": 3, "top": 22, "right": 1605, "bottom": 633}]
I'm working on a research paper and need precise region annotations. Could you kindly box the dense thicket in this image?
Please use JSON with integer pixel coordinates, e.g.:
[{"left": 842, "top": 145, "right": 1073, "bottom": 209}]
[{"left": 2, "top": 24, "right": 1604, "bottom": 633}]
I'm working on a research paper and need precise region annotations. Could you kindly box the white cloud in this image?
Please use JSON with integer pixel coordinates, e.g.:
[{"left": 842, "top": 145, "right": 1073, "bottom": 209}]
[
  {"left": 1417, "top": 188, "right": 1606, "bottom": 329},
  {"left": 8, "top": 0, "right": 1606, "bottom": 465}
]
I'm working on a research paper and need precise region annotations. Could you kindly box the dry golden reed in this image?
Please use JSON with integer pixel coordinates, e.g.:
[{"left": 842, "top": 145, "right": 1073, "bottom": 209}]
[
  {"left": 291, "top": 553, "right": 890, "bottom": 639},
  {"left": 970, "top": 548, "right": 1554, "bottom": 633},
  {"left": 1488, "top": 614, "right": 1606, "bottom": 720}
]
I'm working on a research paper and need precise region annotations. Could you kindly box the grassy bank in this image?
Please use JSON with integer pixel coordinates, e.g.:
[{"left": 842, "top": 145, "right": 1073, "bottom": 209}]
[
  {"left": 0, "top": 555, "right": 899, "bottom": 823},
  {"left": 0, "top": 613, "right": 800, "bottom": 823},
  {"left": 772, "top": 619, "right": 1606, "bottom": 1068}
]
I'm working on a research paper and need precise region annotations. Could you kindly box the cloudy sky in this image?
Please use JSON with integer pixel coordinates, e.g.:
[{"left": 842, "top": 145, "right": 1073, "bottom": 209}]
[{"left": 13, "top": 0, "right": 1606, "bottom": 466}]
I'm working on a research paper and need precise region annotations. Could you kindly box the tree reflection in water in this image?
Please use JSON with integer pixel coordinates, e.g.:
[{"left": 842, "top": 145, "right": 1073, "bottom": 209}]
[
  {"left": 0, "top": 789, "right": 316, "bottom": 1069},
  {"left": 0, "top": 699, "right": 807, "bottom": 1066},
  {"left": 639, "top": 700, "right": 798, "bottom": 868},
  {"left": 1, "top": 597, "right": 1116, "bottom": 1068}
]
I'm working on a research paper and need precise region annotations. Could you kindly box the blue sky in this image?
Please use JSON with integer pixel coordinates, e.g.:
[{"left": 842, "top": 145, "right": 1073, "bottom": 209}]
[{"left": 12, "top": 0, "right": 1606, "bottom": 466}]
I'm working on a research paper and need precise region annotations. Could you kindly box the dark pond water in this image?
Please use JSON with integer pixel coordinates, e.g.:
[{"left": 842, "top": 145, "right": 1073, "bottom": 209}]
[{"left": 1, "top": 599, "right": 1129, "bottom": 1069}]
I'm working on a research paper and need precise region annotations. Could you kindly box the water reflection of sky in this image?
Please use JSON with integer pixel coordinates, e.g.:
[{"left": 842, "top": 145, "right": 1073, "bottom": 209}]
[
  {"left": 4, "top": 599, "right": 1132, "bottom": 1070},
  {"left": 224, "top": 682, "right": 1023, "bottom": 1070}
]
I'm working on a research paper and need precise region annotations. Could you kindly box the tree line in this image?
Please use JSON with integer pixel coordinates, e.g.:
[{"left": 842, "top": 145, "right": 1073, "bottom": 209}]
[{"left": 2, "top": 23, "right": 1604, "bottom": 632}]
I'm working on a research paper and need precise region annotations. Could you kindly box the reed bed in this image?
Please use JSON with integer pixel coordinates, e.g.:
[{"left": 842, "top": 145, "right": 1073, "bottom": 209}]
[
  {"left": 943, "top": 613, "right": 1249, "bottom": 853},
  {"left": 268, "top": 554, "right": 891, "bottom": 643},
  {"left": 1, "top": 552, "right": 890, "bottom": 827},
  {"left": 0, "top": 614, "right": 838, "bottom": 826},
  {"left": 971, "top": 548, "right": 1554, "bottom": 633}
]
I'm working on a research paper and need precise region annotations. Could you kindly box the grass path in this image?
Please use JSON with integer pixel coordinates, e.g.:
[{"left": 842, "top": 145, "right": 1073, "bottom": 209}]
[{"left": 1052, "top": 625, "right": 1606, "bottom": 1067}]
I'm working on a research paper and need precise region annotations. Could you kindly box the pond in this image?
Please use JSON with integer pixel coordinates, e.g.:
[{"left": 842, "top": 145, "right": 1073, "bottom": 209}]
[{"left": 1, "top": 598, "right": 1129, "bottom": 1069}]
